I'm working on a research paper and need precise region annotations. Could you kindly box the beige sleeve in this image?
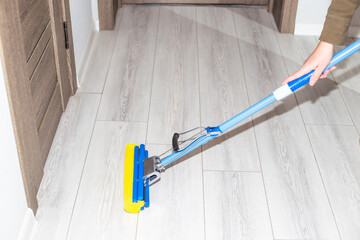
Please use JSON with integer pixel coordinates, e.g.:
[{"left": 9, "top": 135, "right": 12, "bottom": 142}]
[{"left": 319, "top": 0, "right": 360, "bottom": 45}]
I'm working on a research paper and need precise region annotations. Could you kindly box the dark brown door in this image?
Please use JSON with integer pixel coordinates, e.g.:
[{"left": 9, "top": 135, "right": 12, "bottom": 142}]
[{"left": 0, "top": 0, "right": 77, "bottom": 213}]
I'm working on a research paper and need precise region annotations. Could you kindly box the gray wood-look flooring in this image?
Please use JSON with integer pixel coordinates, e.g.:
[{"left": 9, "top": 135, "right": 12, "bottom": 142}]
[{"left": 32, "top": 5, "right": 360, "bottom": 240}]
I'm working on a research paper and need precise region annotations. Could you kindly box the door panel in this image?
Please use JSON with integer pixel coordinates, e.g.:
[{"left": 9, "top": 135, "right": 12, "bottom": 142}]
[
  {"left": 0, "top": 0, "right": 76, "bottom": 212},
  {"left": 37, "top": 84, "right": 63, "bottom": 159},
  {"left": 27, "top": 22, "right": 52, "bottom": 77},
  {"left": 19, "top": 0, "right": 50, "bottom": 60},
  {"left": 30, "top": 40, "right": 58, "bottom": 128}
]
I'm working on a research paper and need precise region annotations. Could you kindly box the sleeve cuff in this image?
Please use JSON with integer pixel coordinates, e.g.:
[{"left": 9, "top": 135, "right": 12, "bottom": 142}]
[{"left": 320, "top": 14, "right": 353, "bottom": 45}]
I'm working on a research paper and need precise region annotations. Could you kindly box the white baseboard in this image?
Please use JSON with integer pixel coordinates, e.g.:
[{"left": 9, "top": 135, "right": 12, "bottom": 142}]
[
  {"left": 295, "top": 23, "right": 360, "bottom": 38},
  {"left": 94, "top": 19, "right": 100, "bottom": 32},
  {"left": 17, "top": 209, "right": 36, "bottom": 240},
  {"left": 294, "top": 23, "right": 323, "bottom": 36},
  {"left": 76, "top": 22, "right": 96, "bottom": 88}
]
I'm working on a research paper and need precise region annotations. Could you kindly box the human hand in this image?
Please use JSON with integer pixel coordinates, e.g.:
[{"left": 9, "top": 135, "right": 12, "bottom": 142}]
[{"left": 282, "top": 41, "right": 336, "bottom": 86}]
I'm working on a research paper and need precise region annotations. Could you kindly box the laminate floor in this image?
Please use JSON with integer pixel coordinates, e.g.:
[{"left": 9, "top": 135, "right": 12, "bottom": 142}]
[{"left": 32, "top": 5, "right": 360, "bottom": 240}]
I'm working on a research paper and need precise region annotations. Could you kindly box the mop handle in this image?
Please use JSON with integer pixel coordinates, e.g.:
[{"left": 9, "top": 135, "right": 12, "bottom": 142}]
[
  {"left": 160, "top": 39, "right": 360, "bottom": 167},
  {"left": 218, "top": 38, "right": 360, "bottom": 133}
]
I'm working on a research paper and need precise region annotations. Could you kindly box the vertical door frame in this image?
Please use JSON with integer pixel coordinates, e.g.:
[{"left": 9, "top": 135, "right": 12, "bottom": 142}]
[
  {"left": 98, "top": 0, "right": 119, "bottom": 30},
  {"left": 271, "top": 0, "right": 299, "bottom": 34}
]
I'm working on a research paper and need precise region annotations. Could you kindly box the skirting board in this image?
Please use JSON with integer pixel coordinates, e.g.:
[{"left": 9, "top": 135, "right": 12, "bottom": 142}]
[
  {"left": 76, "top": 22, "right": 96, "bottom": 88},
  {"left": 17, "top": 209, "right": 36, "bottom": 240},
  {"left": 295, "top": 23, "right": 360, "bottom": 38}
]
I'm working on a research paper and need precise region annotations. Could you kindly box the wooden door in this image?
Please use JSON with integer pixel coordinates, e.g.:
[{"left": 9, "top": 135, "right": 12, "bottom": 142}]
[{"left": 0, "top": 0, "right": 76, "bottom": 212}]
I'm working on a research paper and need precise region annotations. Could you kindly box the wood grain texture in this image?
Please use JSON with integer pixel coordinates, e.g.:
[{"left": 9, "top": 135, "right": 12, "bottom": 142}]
[
  {"left": 67, "top": 121, "right": 147, "bottom": 240},
  {"left": 233, "top": 8, "right": 339, "bottom": 239},
  {"left": 331, "top": 44, "right": 360, "bottom": 132},
  {"left": 32, "top": 94, "right": 101, "bottom": 240},
  {"left": 271, "top": 0, "right": 298, "bottom": 34},
  {"left": 307, "top": 125, "right": 360, "bottom": 240},
  {"left": 197, "top": 6, "right": 260, "bottom": 171},
  {"left": 78, "top": 9, "right": 122, "bottom": 93},
  {"left": 30, "top": 41, "right": 58, "bottom": 128},
  {"left": 124, "top": 0, "right": 267, "bottom": 4},
  {"left": 147, "top": 6, "right": 200, "bottom": 144},
  {"left": 19, "top": 0, "right": 50, "bottom": 59},
  {"left": 276, "top": 34, "right": 353, "bottom": 125},
  {"left": 97, "top": 5, "right": 159, "bottom": 121},
  {"left": 204, "top": 171, "right": 272, "bottom": 240},
  {"left": 98, "top": 0, "right": 118, "bottom": 30},
  {"left": 27, "top": 21, "right": 52, "bottom": 78},
  {"left": 37, "top": 84, "right": 63, "bottom": 160},
  {"left": 137, "top": 145, "right": 204, "bottom": 240},
  {"left": 0, "top": 0, "right": 45, "bottom": 212}
]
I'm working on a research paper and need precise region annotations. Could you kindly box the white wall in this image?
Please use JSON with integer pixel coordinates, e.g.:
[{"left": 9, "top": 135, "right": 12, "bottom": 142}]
[
  {"left": 0, "top": 52, "right": 31, "bottom": 239},
  {"left": 69, "top": 0, "right": 96, "bottom": 69},
  {"left": 68, "top": 0, "right": 99, "bottom": 86},
  {"left": 91, "top": 0, "right": 99, "bottom": 28},
  {"left": 295, "top": 0, "right": 360, "bottom": 37}
]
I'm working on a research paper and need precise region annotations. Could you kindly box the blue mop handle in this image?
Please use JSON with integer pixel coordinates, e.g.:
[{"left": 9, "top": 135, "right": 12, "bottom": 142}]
[
  {"left": 160, "top": 39, "right": 360, "bottom": 167},
  {"left": 288, "top": 39, "right": 360, "bottom": 92},
  {"left": 219, "top": 38, "right": 360, "bottom": 132}
]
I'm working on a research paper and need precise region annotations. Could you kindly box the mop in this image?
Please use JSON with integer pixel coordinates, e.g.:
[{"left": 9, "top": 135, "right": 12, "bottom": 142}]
[{"left": 124, "top": 39, "right": 360, "bottom": 213}]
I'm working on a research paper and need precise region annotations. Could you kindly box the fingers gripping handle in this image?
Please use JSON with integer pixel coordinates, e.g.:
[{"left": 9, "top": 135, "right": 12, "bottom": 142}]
[{"left": 281, "top": 39, "right": 360, "bottom": 95}]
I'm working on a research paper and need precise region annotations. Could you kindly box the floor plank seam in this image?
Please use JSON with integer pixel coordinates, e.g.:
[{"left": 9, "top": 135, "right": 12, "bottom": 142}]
[
  {"left": 76, "top": 92, "right": 104, "bottom": 95},
  {"left": 230, "top": 7, "right": 275, "bottom": 239},
  {"left": 304, "top": 125, "right": 343, "bottom": 240},
  {"left": 195, "top": 6, "right": 207, "bottom": 240},
  {"left": 320, "top": 35, "right": 360, "bottom": 136},
  {"left": 276, "top": 30, "right": 343, "bottom": 240},
  {"left": 144, "top": 6, "right": 161, "bottom": 147},
  {"left": 96, "top": 120, "right": 148, "bottom": 123},
  {"left": 95, "top": 7, "right": 124, "bottom": 122},
  {"left": 64, "top": 95, "right": 102, "bottom": 240},
  {"left": 100, "top": 9, "right": 124, "bottom": 95},
  {"left": 330, "top": 72, "right": 360, "bottom": 137},
  {"left": 305, "top": 123, "right": 355, "bottom": 127},
  {"left": 203, "top": 169, "right": 261, "bottom": 173},
  {"left": 136, "top": 6, "right": 161, "bottom": 240}
]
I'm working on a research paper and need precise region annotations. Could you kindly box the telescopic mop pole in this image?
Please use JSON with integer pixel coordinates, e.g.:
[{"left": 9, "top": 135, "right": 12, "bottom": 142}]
[{"left": 160, "top": 39, "right": 360, "bottom": 168}]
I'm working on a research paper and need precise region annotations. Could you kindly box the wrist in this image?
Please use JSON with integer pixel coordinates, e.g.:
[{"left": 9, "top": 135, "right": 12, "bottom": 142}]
[{"left": 319, "top": 41, "right": 333, "bottom": 49}]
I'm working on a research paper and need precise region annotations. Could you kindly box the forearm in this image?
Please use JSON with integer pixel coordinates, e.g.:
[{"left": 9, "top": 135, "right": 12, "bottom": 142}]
[{"left": 320, "top": 0, "right": 360, "bottom": 45}]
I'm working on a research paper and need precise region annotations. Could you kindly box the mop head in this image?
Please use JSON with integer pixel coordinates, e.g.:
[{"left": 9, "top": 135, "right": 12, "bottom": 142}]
[{"left": 124, "top": 144, "right": 150, "bottom": 213}]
